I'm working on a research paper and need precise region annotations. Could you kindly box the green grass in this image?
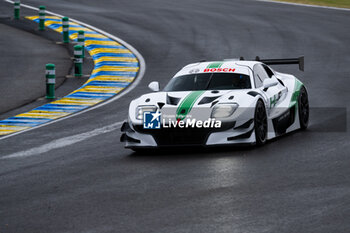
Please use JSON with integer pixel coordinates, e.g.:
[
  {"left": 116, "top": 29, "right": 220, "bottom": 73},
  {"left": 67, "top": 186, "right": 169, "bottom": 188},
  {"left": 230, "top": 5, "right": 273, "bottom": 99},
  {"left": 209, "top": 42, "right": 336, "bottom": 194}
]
[{"left": 275, "top": 0, "right": 350, "bottom": 8}]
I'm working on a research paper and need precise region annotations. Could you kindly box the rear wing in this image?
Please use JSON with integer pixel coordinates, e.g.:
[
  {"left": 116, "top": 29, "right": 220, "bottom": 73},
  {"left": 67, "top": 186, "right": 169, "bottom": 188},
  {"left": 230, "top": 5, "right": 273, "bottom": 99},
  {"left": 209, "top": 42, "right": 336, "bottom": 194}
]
[
  {"left": 255, "top": 56, "right": 304, "bottom": 71},
  {"left": 239, "top": 56, "right": 304, "bottom": 71}
]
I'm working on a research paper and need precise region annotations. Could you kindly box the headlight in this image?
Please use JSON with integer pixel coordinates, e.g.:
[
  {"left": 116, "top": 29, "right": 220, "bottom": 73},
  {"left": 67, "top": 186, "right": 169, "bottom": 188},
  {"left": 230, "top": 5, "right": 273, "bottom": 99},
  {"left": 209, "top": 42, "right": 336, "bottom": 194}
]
[
  {"left": 211, "top": 103, "right": 239, "bottom": 118},
  {"left": 136, "top": 105, "right": 158, "bottom": 120}
]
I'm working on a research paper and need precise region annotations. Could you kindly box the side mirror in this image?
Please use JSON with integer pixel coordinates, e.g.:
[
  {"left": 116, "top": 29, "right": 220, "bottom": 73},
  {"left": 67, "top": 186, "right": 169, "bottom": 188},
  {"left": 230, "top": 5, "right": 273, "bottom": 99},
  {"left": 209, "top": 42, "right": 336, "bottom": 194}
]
[
  {"left": 148, "top": 81, "right": 159, "bottom": 92},
  {"left": 263, "top": 77, "right": 278, "bottom": 91}
]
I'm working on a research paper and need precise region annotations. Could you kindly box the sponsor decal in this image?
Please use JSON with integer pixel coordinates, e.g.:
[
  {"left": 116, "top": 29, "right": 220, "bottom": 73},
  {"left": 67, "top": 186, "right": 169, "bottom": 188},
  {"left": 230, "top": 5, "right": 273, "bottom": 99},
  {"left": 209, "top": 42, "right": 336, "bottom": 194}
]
[
  {"left": 203, "top": 68, "right": 235, "bottom": 73},
  {"left": 270, "top": 91, "right": 282, "bottom": 108},
  {"left": 163, "top": 118, "right": 221, "bottom": 128},
  {"left": 270, "top": 95, "right": 277, "bottom": 108},
  {"left": 143, "top": 111, "right": 221, "bottom": 129},
  {"left": 143, "top": 111, "right": 161, "bottom": 129}
]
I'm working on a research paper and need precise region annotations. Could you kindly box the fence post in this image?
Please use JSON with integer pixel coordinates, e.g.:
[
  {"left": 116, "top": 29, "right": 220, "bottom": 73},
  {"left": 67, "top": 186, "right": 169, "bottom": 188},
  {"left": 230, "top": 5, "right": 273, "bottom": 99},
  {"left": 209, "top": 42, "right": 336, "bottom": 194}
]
[
  {"left": 45, "top": 64, "right": 55, "bottom": 99},
  {"left": 39, "top": 6, "right": 45, "bottom": 30},
  {"left": 14, "top": 0, "right": 20, "bottom": 19},
  {"left": 74, "top": 45, "right": 83, "bottom": 77},
  {"left": 62, "top": 17, "right": 69, "bottom": 43},
  {"left": 77, "top": 30, "right": 85, "bottom": 58}
]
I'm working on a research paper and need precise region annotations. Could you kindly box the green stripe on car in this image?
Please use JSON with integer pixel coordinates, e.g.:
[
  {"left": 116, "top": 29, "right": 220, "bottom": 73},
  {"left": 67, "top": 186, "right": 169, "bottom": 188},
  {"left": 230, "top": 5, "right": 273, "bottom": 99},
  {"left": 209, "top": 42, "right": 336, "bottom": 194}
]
[
  {"left": 207, "top": 62, "right": 223, "bottom": 69},
  {"left": 290, "top": 78, "right": 303, "bottom": 107},
  {"left": 176, "top": 91, "right": 205, "bottom": 120}
]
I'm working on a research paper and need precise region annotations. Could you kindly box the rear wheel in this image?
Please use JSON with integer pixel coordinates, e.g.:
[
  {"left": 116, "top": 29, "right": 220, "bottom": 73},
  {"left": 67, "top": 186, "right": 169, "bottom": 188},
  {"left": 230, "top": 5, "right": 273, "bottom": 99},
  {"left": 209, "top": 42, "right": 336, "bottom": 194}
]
[
  {"left": 298, "top": 86, "right": 309, "bottom": 130},
  {"left": 254, "top": 100, "right": 268, "bottom": 145}
]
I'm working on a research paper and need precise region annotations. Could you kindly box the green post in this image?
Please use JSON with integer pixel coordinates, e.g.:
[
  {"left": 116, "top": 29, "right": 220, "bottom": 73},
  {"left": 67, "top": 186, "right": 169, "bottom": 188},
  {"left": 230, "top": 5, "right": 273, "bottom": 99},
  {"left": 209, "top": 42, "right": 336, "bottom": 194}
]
[
  {"left": 77, "top": 30, "right": 85, "bottom": 58},
  {"left": 46, "top": 64, "right": 55, "bottom": 99},
  {"left": 62, "top": 17, "right": 69, "bottom": 43},
  {"left": 14, "top": 0, "right": 20, "bottom": 19},
  {"left": 74, "top": 45, "right": 83, "bottom": 77},
  {"left": 39, "top": 6, "right": 45, "bottom": 30}
]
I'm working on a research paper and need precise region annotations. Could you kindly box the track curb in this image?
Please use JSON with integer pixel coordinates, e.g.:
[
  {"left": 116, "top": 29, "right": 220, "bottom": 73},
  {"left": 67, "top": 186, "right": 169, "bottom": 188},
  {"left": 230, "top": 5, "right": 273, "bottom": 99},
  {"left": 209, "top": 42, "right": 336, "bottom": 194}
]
[{"left": 0, "top": 0, "right": 146, "bottom": 140}]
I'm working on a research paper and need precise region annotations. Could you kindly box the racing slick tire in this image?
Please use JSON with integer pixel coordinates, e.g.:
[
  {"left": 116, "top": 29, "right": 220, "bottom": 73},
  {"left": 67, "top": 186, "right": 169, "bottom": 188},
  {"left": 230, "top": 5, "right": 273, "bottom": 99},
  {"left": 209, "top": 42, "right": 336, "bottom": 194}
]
[
  {"left": 298, "top": 86, "right": 309, "bottom": 130},
  {"left": 254, "top": 100, "right": 268, "bottom": 146}
]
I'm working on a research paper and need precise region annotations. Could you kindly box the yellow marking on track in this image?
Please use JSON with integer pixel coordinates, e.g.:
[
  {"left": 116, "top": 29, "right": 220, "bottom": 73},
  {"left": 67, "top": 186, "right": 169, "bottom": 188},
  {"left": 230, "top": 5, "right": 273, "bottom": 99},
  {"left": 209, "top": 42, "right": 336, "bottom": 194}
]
[
  {"left": 45, "top": 16, "right": 61, "bottom": 20},
  {"left": 55, "top": 97, "right": 102, "bottom": 104},
  {"left": 76, "top": 86, "right": 123, "bottom": 93},
  {"left": 87, "top": 76, "right": 134, "bottom": 82},
  {"left": 85, "top": 40, "right": 121, "bottom": 46},
  {"left": 25, "top": 16, "right": 38, "bottom": 20},
  {"left": 26, "top": 15, "right": 61, "bottom": 21},
  {"left": 16, "top": 113, "right": 56, "bottom": 119},
  {"left": 70, "top": 33, "right": 108, "bottom": 40},
  {"left": 69, "top": 22, "right": 81, "bottom": 26},
  {"left": 53, "top": 27, "right": 63, "bottom": 33},
  {"left": 69, "top": 33, "right": 78, "bottom": 40},
  {"left": 70, "top": 27, "right": 93, "bottom": 32},
  {"left": 0, "top": 130, "right": 18, "bottom": 135},
  {"left": 0, "top": 125, "right": 30, "bottom": 131},
  {"left": 94, "top": 57, "right": 138, "bottom": 63},
  {"left": 89, "top": 48, "right": 132, "bottom": 55},
  {"left": 92, "top": 66, "right": 139, "bottom": 73},
  {"left": 85, "top": 33, "right": 109, "bottom": 39},
  {"left": 0, "top": 124, "right": 32, "bottom": 135},
  {"left": 52, "top": 98, "right": 102, "bottom": 106},
  {"left": 54, "top": 26, "right": 92, "bottom": 33},
  {"left": 17, "top": 112, "right": 67, "bottom": 119},
  {"left": 44, "top": 20, "right": 60, "bottom": 26},
  {"left": 30, "top": 110, "right": 70, "bottom": 115},
  {"left": 44, "top": 21, "right": 80, "bottom": 27}
]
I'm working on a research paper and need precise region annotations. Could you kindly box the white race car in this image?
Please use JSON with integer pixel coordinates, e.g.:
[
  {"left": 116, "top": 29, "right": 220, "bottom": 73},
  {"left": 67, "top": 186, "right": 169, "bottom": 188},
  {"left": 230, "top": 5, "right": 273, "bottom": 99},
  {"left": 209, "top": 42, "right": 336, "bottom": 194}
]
[{"left": 121, "top": 57, "right": 309, "bottom": 150}]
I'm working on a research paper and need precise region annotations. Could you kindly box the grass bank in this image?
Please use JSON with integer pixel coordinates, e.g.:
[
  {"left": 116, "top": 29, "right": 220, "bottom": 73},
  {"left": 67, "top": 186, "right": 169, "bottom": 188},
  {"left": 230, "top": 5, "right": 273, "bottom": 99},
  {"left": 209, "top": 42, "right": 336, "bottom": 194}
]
[{"left": 274, "top": 0, "right": 350, "bottom": 9}]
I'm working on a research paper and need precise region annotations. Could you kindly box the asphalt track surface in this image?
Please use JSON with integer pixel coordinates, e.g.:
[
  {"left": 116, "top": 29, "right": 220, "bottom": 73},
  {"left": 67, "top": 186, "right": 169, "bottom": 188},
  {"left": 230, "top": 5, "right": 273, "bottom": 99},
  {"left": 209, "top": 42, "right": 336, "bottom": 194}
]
[
  {"left": 0, "top": 0, "right": 349, "bottom": 232},
  {"left": 0, "top": 20, "right": 70, "bottom": 115}
]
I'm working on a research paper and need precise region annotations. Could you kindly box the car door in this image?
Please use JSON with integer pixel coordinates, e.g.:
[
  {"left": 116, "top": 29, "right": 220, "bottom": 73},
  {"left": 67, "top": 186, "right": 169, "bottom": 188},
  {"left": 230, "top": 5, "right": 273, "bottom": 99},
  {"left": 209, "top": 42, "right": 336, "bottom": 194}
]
[{"left": 253, "top": 64, "right": 286, "bottom": 109}]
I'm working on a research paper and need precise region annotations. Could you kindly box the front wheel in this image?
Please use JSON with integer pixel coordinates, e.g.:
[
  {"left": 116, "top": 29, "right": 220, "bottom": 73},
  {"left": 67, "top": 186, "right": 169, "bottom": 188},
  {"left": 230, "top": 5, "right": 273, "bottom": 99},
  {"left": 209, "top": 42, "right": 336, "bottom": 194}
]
[
  {"left": 254, "top": 100, "right": 268, "bottom": 146},
  {"left": 298, "top": 86, "right": 309, "bottom": 130}
]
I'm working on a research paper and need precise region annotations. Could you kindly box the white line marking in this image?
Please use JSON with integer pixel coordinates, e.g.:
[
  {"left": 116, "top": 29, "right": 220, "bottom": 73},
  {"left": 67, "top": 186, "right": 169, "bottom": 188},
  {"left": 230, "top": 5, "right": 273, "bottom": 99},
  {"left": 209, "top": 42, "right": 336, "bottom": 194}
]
[
  {"left": 255, "top": 0, "right": 350, "bottom": 11},
  {"left": 1, "top": 121, "right": 123, "bottom": 159},
  {"left": 0, "top": 0, "right": 146, "bottom": 141}
]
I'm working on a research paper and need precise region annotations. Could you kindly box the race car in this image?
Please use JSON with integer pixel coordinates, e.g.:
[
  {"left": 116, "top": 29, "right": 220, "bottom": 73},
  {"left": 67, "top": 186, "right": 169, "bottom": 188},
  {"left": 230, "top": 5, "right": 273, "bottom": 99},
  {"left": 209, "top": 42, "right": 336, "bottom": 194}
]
[{"left": 121, "top": 56, "right": 309, "bottom": 150}]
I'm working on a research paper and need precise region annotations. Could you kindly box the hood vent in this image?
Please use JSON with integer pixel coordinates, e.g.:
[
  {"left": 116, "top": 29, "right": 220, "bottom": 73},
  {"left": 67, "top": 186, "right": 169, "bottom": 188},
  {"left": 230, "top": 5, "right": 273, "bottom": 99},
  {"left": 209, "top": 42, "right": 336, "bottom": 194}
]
[
  {"left": 247, "top": 91, "right": 259, "bottom": 97},
  {"left": 166, "top": 94, "right": 181, "bottom": 105},
  {"left": 157, "top": 102, "right": 165, "bottom": 109},
  {"left": 211, "top": 100, "right": 219, "bottom": 108},
  {"left": 198, "top": 96, "right": 220, "bottom": 105}
]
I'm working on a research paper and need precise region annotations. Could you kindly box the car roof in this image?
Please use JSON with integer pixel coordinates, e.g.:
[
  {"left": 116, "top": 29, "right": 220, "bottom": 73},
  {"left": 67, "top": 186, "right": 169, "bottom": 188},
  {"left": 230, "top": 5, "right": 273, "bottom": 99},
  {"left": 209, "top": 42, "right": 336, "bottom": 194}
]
[{"left": 174, "top": 60, "right": 262, "bottom": 77}]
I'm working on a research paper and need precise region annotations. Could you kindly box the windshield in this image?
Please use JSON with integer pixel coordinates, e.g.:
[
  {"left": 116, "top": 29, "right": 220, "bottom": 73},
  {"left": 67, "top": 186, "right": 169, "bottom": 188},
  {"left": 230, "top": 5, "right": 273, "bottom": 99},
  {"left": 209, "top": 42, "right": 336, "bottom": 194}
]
[{"left": 163, "top": 73, "right": 251, "bottom": 92}]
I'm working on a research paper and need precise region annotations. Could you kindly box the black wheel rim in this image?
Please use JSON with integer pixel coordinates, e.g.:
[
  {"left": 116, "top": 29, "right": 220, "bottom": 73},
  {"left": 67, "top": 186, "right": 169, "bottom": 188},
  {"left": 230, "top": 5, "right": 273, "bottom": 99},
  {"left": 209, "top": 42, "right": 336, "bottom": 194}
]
[
  {"left": 256, "top": 103, "right": 267, "bottom": 142},
  {"left": 299, "top": 90, "right": 309, "bottom": 125}
]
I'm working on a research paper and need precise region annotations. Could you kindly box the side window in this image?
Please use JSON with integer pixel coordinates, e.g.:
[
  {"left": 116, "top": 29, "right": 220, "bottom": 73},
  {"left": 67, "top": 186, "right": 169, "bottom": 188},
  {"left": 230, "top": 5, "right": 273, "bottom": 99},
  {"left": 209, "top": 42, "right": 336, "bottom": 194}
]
[
  {"left": 253, "top": 64, "right": 269, "bottom": 88},
  {"left": 262, "top": 64, "right": 274, "bottom": 78}
]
